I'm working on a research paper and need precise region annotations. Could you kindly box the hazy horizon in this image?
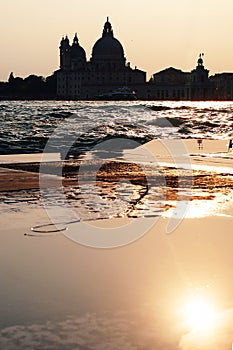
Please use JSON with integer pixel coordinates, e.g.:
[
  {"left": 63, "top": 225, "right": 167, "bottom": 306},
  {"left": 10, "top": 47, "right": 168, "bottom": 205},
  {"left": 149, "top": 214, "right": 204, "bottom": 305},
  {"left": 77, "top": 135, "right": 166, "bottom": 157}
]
[{"left": 1, "top": 0, "right": 233, "bottom": 81}]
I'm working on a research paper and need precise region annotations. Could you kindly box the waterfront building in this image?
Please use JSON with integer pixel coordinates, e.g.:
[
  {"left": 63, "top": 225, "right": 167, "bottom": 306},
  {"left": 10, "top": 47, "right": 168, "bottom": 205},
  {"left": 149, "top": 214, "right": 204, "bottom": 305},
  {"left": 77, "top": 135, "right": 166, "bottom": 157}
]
[
  {"left": 190, "top": 53, "right": 214, "bottom": 100},
  {"left": 210, "top": 73, "right": 233, "bottom": 100},
  {"left": 56, "top": 18, "right": 233, "bottom": 101},
  {"left": 148, "top": 54, "right": 214, "bottom": 100},
  {"left": 57, "top": 18, "right": 146, "bottom": 99},
  {"left": 148, "top": 67, "right": 191, "bottom": 100}
]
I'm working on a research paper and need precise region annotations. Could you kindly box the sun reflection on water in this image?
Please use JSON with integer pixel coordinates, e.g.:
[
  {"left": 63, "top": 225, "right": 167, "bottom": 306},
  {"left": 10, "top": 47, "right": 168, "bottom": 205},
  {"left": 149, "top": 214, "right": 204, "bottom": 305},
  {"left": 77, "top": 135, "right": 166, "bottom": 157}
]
[{"left": 164, "top": 192, "right": 233, "bottom": 219}]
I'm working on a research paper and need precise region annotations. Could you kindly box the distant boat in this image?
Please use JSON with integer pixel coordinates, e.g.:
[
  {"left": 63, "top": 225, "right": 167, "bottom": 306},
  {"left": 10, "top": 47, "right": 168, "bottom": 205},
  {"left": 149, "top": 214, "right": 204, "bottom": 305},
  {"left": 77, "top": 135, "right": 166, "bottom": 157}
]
[{"left": 95, "top": 87, "right": 137, "bottom": 100}]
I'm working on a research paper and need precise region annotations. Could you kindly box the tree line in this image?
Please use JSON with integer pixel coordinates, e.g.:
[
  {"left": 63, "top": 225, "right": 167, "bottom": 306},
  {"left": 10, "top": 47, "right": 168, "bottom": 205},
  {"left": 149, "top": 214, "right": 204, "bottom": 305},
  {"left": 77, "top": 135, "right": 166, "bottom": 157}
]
[{"left": 0, "top": 72, "right": 57, "bottom": 99}]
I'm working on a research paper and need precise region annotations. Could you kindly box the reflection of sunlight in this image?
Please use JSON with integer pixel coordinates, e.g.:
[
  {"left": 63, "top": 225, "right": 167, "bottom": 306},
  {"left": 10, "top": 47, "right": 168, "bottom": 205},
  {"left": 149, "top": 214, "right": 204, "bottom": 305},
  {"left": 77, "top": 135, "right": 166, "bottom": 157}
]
[
  {"left": 182, "top": 295, "right": 218, "bottom": 332},
  {"left": 163, "top": 199, "right": 218, "bottom": 219},
  {"left": 163, "top": 192, "right": 233, "bottom": 219},
  {"left": 185, "top": 198, "right": 220, "bottom": 218},
  {"left": 185, "top": 191, "right": 233, "bottom": 218}
]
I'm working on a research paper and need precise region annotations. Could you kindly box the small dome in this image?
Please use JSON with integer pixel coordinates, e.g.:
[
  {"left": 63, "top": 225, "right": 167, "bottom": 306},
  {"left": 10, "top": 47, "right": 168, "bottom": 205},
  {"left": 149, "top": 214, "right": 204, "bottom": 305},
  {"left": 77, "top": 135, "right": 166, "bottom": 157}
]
[{"left": 71, "top": 34, "right": 86, "bottom": 61}]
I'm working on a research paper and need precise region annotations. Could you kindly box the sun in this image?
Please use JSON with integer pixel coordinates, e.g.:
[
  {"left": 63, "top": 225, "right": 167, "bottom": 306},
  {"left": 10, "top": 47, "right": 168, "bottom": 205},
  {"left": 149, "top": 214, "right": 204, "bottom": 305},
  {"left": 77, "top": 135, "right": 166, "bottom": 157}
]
[{"left": 182, "top": 295, "right": 217, "bottom": 332}]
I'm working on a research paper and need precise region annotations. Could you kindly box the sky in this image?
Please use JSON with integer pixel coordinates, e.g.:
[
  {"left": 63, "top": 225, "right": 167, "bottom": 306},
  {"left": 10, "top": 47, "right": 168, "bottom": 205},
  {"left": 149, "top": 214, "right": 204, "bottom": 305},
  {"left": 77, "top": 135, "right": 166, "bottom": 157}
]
[{"left": 1, "top": 0, "right": 233, "bottom": 81}]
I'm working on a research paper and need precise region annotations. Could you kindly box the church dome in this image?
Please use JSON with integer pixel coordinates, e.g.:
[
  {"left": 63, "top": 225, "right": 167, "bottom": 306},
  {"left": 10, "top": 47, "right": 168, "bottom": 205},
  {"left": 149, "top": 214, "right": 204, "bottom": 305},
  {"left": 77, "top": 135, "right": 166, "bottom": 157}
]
[
  {"left": 92, "top": 36, "right": 124, "bottom": 57},
  {"left": 91, "top": 18, "right": 125, "bottom": 59}
]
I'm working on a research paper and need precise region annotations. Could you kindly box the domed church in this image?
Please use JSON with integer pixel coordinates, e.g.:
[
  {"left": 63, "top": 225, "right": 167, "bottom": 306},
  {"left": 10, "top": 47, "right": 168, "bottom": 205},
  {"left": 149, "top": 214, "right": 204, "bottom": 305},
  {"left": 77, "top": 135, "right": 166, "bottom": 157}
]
[
  {"left": 91, "top": 17, "right": 126, "bottom": 71},
  {"left": 57, "top": 18, "right": 147, "bottom": 99}
]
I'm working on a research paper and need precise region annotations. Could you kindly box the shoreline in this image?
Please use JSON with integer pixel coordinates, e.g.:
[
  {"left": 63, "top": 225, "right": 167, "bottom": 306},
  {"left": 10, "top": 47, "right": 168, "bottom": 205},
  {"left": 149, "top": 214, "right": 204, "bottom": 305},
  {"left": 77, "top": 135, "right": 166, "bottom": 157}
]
[{"left": 0, "top": 139, "right": 233, "bottom": 219}]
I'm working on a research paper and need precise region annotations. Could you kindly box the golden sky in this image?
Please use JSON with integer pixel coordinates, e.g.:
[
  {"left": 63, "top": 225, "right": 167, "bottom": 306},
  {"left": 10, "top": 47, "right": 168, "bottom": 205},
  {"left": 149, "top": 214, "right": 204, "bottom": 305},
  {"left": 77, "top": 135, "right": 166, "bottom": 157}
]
[{"left": 1, "top": 0, "right": 233, "bottom": 81}]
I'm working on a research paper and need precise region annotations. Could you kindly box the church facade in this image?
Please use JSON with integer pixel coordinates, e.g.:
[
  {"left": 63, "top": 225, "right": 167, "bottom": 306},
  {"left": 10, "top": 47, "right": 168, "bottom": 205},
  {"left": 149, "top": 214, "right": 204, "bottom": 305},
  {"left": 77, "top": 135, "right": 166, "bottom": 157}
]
[{"left": 57, "top": 18, "right": 146, "bottom": 99}]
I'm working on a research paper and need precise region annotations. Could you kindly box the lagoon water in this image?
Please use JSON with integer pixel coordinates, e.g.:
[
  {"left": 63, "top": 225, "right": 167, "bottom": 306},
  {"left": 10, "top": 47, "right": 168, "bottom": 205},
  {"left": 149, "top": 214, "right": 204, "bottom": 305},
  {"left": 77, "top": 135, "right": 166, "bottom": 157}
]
[{"left": 1, "top": 100, "right": 233, "bottom": 155}]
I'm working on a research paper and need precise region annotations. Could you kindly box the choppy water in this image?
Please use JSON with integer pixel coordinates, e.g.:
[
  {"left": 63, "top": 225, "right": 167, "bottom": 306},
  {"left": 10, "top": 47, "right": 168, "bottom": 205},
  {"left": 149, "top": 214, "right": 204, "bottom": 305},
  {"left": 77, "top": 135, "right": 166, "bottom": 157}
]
[{"left": 1, "top": 100, "right": 233, "bottom": 155}]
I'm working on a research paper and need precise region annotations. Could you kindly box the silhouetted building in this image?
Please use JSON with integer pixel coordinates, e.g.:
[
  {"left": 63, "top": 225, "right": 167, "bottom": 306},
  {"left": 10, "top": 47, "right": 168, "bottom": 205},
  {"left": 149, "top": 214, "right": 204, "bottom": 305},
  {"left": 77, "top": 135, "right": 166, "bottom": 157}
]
[
  {"left": 55, "top": 19, "right": 233, "bottom": 101},
  {"left": 190, "top": 53, "right": 213, "bottom": 100},
  {"left": 210, "top": 73, "right": 233, "bottom": 100},
  {"left": 57, "top": 18, "right": 146, "bottom": 99},
  {"left": 148, "top": 67, "right": 191, "bottom": 100},
  {"left": 148, "top": 54, "right": 214, "bottom": 100},
  {"left": 2, "top": 19, "right": 233, "bottom": 101}
]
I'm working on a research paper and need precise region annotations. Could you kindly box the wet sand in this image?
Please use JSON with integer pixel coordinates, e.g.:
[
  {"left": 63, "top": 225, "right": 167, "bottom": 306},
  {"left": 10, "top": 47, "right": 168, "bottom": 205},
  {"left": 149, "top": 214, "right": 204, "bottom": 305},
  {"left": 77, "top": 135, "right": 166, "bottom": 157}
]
[
  {"left": 1, "top": 138, "right": 233, "bottom": 241},
  {"left": 1, "top": 139, "right": 233, "bottom": 204}
]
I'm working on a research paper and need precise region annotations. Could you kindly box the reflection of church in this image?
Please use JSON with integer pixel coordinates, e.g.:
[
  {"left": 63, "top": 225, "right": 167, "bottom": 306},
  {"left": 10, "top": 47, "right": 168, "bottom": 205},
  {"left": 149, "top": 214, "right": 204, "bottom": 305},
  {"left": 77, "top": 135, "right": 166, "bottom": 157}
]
[
  {"left": 57, "top": 18, "right": 146, "bottom": 99},
  {"left": 57, "top": 18, "right": 233, "bottom": 100}
]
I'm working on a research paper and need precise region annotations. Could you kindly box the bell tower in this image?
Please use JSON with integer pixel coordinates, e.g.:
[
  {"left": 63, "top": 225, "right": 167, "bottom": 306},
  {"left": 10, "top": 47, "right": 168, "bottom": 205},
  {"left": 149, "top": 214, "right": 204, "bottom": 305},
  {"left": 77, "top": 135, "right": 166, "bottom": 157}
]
[
  {"left": 60, "top": 35, "right": 71, "bottom": 70},
  {"left": 191, "top": 53, "right": 211, "bottom": 100},
  {"left": 191, "top": 53, "right": 209, "bottom": 84}
]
